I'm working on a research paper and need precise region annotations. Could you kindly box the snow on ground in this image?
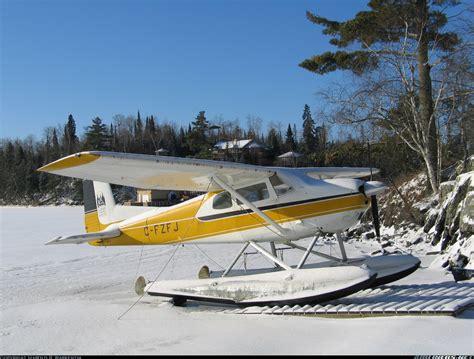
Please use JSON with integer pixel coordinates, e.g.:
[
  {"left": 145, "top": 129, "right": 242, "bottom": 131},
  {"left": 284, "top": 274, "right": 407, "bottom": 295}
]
[{"left": 1, "top": 207, "right": 473, "bottom": 355}]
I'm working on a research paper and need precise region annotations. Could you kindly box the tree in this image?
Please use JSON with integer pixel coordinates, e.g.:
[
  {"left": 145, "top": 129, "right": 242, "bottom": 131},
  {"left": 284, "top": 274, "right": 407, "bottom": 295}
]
[
  {"left": 51, "top": 128, "right": 61, "bottom": 160},
  {"left": 85, "top": 117, "right": 110, "bottom": 150},
  {"left": 300, "top": 0, "right": 461, "bottom": 193},
  {"left": 63, "top": 114, "right": 78, "bottom": 155},
  {"left": 188, "top": 111, "right": 210, "bottom": 156},
  {"left": 285, "top": 124, "right": 296, "bottom": 151},
  {"left": 301, "top": 104, "right": 317, "bottom": 156},
  {"left": 314, "top": 124, "right": 328, "bottom": 165},
  {"left": 267, "top": 128, "right": 281, "bottom": 157},
  {"left": 133, "top": 111, "right": 144, "bottom": 153}
]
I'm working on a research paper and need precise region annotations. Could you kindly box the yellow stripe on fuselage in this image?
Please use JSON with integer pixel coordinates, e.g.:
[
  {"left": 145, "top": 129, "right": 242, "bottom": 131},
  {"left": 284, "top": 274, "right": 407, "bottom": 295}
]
[{"left": 90, "top": 193, "right": 369, "bottom": 246}]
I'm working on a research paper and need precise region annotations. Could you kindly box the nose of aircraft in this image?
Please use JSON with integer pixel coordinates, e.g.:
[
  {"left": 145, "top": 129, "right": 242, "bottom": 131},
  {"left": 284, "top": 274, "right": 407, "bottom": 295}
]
[
  {"left": 359, "top": 181, "right": 387, "bottom": 241},
  {"left": 362, "top": 181, "right": 388, "bottom": 196}
]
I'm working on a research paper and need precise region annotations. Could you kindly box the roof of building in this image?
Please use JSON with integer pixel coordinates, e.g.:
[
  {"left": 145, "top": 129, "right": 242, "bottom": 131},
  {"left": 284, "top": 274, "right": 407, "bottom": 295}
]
[
  {"left": 214, "top": 139, "right": 262, "bottom": 150},
  {"left": 277, "top": 151, "right": 303, "bottom": 158}
]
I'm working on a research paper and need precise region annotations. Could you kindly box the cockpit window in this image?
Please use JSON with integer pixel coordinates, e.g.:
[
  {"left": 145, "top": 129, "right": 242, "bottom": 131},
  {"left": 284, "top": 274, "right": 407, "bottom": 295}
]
[
  {"left": 269, "top": 174, "right": 292, "bottom": 196},
  {"left": 212, "top": 192, "right": 232, "bottom": 209},
  {"left": 236, "top": 182, "right": 269, "bottom": 202}
]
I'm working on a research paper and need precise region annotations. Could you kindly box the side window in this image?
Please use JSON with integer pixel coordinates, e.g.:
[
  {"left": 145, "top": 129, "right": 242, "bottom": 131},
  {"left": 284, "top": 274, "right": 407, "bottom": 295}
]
[
  {"left": 212, "top": 192, "right": 233, "bottom": 210},
  {"left": 269, "top": 174, "right": 292, "bottom": 196},
  {"left": 237, "top": 182, "right": 269, "bottom": 203}
]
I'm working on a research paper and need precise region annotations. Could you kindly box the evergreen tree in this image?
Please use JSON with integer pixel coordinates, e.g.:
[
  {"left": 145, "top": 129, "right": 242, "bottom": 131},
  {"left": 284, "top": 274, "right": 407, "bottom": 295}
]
[
  {"left": 292, "top": 123, "right": 298, "bottom": 147},
  {"left": 51, "top": 128, "right": 61, "bottom": 160},
  {"left": 299, "top": 0, "right": 460, "bottom": 193},
  {"left": 133, "top": 111, "right": 144, "bottom": 153},
  {"left": 63, "top": 114, "right": 78, "bottom": 155},
  {"left": 285, "top": 124, "right": 296, "bottom": 152},
  {"left": 85, "top": 117, "right": 110, "bottom": 150},
  {"left": 267, "top": 128, "right": 281, "bottom": 157},
  {"left": 301, "top": 104, "right": 316, "bottom": 155},
  {"left": 188, "top": 111, "right": 210, "bottom": 156}
]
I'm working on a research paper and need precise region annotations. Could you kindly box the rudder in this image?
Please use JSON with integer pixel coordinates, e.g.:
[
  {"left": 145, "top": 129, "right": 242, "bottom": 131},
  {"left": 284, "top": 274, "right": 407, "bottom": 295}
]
[{"left": 83, "top": 180, "right": 116, "bottom": 233}]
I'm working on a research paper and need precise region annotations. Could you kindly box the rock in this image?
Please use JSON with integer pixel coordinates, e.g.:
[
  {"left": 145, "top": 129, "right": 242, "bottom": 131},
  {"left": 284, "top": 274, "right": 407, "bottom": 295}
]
[
  {"left": 440, "top": 232, "right": 452, "bottom": 251},
  {"left": 423, "top": 210, "right": 438, "bottom": 233},
  {"left": 363, "top": 232, "right": 376, "bottom": 240},
  {"left": 445, "top": 174, "right": 471, "bottom": 227},
  {"left": 407, "top": 223, "right": 417, "bottom": 230},
  {"left": 431, "top": 208, "right": 446, "bottom": 246},
  {"left": 439, "top": 181, "right": 455, "bottom": 202},
  {"left": 459, "top": 190, "right": 474, "bottom": 235},
  {"left": 457, "top": 155, "right": 474, "bottom": 174},
  {"left": 381, "top": 240, "right": 393, "bottom": 248},
  {"left": 449, "top": 253, "right": 469, "bottom": 268}
]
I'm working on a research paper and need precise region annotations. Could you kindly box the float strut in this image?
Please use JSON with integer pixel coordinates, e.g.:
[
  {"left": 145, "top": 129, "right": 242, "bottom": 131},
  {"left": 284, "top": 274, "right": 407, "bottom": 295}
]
[
  {"left": 297, "top": 235, "right": 319, "bottom": 269},
  {"left": 249, "top": 241, "right": 291, "bottom": 270},
  {"left": 222, "top": 242, "right": 250, "bottom": 277},
  {"left": 336, "top": 231, "right": 347, "bottom": 262}
]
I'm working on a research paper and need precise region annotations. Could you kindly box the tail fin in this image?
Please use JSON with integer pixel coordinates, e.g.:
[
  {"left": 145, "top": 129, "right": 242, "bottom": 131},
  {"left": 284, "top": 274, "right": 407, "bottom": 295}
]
[
  {"left": 83, "top": 180, "right": 155, "bottom": 233},
  {"left": 83, "top": 180, "right": 116, "bottom": 233}
]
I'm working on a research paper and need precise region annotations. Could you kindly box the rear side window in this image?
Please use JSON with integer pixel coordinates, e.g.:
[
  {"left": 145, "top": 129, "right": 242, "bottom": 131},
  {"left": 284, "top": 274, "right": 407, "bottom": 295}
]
[
  {"left": 213, "top": 192, "right": 232, "bottom": 209},
  {"left": 269, "top": 174, "right": 292, "bottom": 196},
  {"left": 237, "top": 183, "right": 269, "bottom": 202}
]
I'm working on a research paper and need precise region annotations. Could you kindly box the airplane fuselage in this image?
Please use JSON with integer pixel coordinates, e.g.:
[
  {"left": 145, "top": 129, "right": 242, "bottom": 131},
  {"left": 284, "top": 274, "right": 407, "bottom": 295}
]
[{"left": 89, "top": 170, "right": 372, "bottom": 246}]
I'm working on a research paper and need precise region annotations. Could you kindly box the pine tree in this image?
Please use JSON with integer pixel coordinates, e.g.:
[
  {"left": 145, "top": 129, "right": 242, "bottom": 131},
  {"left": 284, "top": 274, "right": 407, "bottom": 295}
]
[
  {"left": 267, "top": 128, "right": 281, "bottom": 157},
  {"left": 85, "top": 117, "right": 110, "bottom": 150},
  {"left": 51, "top": 128, "right": 61, "bottom": 160},
  {"left": 63, "top": 114, "right": 78, "bottom": 155},
  {"left": 188, "top": 111, "right": 210, "bottom": 156},
  {"left": 292, "top": 123, "right": 298, "bottom": 147},
  {"left": 299, "top": 0, "right": 460, "bottom": 192},
  {"left": 285, "top": 124, "right": 296, "bottom": 152},
  {"left": 302, "top": 104, "right": 316, "bottom": 155},
  {"left": 133, "top": 111, "right": 144, "bottom": 153}
]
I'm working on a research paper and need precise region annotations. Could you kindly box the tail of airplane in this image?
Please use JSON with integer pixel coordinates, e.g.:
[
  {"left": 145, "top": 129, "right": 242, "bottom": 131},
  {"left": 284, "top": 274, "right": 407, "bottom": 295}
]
[
  {"left": 83, "top": 180, "right": 156, "bottom": 233},
  {"left": 83, "top": 180, "right": 115, "bottom": 232},
  {"left": 46, "top": 181, "right": 154, "bottom": 245}
]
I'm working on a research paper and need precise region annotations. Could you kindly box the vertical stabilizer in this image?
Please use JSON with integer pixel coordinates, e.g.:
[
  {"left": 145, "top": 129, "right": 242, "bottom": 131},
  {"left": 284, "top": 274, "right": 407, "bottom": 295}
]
[
  {"left": 92, "top": 181, "right": 116, "bottom": 224},
  {"left": 83, "top": 180, "right": 116, "bottom": 232}
]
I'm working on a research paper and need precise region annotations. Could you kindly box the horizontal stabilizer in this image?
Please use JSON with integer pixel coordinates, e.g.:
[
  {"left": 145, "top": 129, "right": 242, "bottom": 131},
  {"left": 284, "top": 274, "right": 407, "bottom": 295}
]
[{"left": 45, "top": 227, "right": 121, "bottom": 245}]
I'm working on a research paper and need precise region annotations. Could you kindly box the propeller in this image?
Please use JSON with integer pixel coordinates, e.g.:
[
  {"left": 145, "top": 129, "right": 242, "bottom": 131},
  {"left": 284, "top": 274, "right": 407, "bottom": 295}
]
[
  {"left": 371, "top": 194, "right": 381, "bottom": 241},
  {"left": 366, "top": 140, "right": 380, "bottom": 241},
  {"left": 359, "top": 181, "right": 385, "bottom": 242}
]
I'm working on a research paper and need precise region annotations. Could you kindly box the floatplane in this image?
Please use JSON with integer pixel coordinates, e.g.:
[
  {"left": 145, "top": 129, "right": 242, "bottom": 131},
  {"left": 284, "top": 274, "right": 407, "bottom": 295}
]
[{"left": 38, "top": 151, "right": 420, "bottom": 306}]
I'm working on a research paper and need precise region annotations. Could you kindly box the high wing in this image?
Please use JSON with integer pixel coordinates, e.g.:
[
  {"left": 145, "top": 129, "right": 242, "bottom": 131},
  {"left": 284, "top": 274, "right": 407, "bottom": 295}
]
[
  {"left": 38, "top": 151, "right": 379, "bottom": 191},
  {"left": 38, "top": 151, "right": 275, "bottom": 191},
  {"left": 296, "top": 167, "right": 379, "bottom": 179}
]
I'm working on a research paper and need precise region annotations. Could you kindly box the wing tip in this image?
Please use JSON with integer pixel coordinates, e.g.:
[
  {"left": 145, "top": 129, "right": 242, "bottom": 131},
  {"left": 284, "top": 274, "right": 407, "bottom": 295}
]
[{"left": 38, "top": 152, "right": 100, "bottom": 173}]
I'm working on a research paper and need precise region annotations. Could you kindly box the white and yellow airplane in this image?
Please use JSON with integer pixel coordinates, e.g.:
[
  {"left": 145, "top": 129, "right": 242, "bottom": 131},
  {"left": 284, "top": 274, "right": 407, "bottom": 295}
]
[{"left": 39, "top": 151, "right": 420, "bottom": 306}]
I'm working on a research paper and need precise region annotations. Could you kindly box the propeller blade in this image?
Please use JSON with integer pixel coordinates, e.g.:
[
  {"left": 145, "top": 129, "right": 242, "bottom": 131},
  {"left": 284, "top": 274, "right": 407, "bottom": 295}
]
[{"left": 371, "top": 195, "right": 381, "bottom": 240}]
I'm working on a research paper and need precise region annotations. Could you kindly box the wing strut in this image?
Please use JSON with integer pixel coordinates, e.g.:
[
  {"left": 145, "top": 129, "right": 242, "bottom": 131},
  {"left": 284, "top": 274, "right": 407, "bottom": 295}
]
[{"left": 211, "top": 175, "right": 289, "bottom": 238}]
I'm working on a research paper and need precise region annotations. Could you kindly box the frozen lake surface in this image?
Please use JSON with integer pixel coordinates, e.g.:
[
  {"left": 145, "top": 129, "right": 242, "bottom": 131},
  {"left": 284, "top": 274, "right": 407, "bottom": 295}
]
[{"left": 0, "top": 206, "right": 472, "bottom": 355}]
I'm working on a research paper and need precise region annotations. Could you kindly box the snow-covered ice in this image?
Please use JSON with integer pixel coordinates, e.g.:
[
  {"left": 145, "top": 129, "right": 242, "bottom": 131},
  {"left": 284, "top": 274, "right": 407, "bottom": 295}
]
[{"left": 1, "top": 207, "right": 473, "bottom": 355}]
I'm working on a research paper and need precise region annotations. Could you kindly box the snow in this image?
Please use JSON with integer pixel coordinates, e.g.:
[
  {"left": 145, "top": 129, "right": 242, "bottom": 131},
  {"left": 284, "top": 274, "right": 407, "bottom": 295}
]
[{"left": 1, "top": 207, "right": 473, "bottom": 355}]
